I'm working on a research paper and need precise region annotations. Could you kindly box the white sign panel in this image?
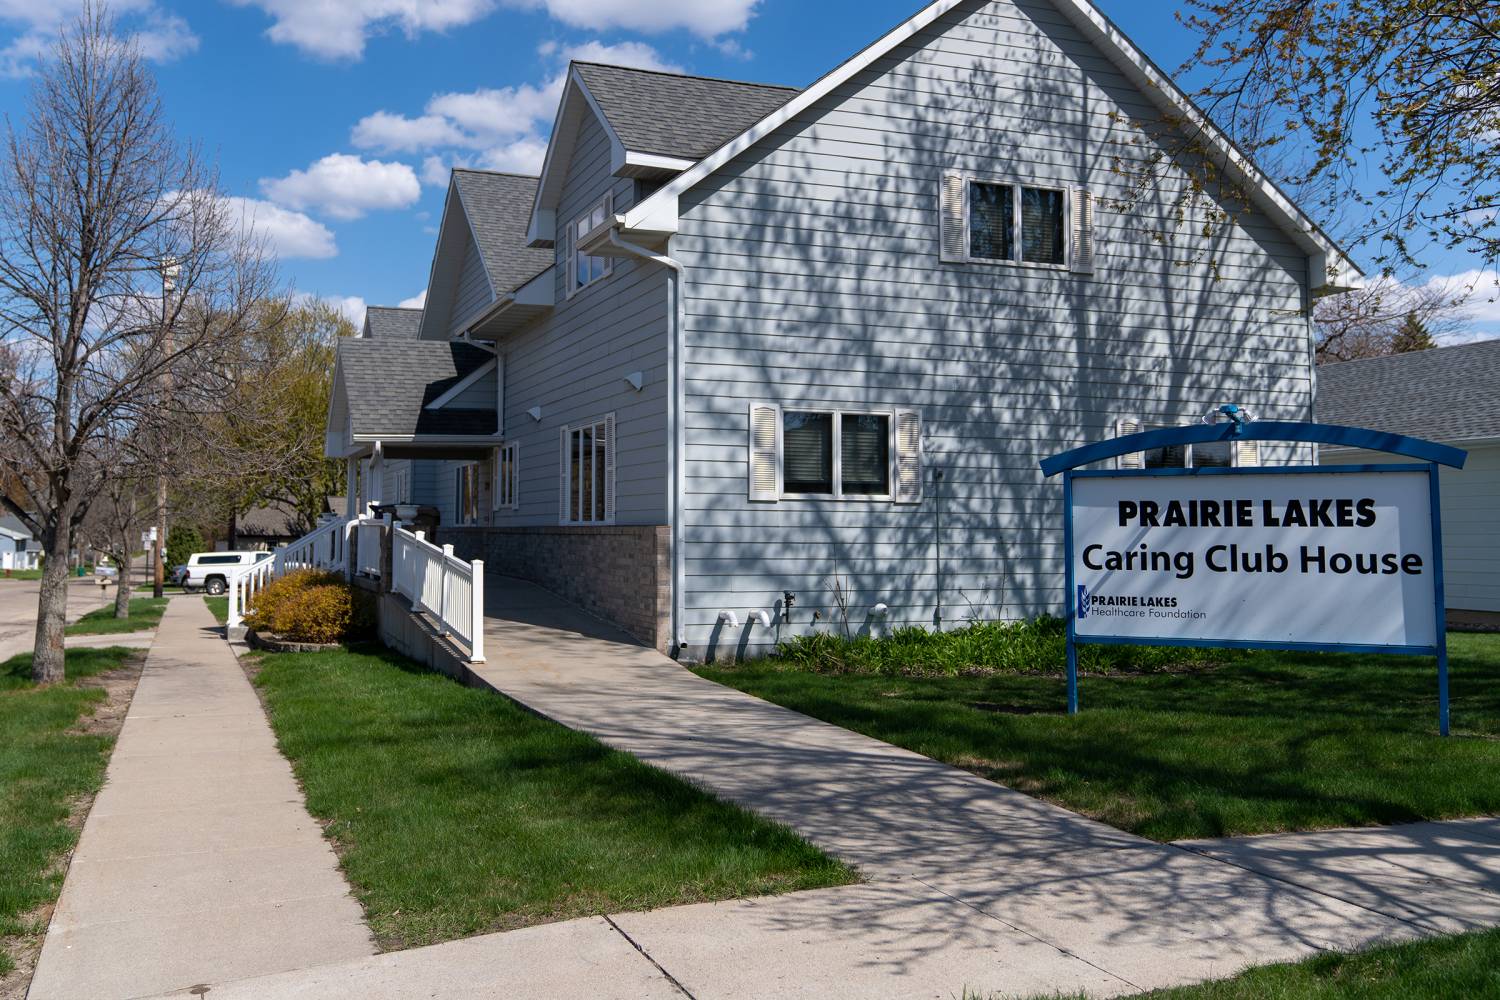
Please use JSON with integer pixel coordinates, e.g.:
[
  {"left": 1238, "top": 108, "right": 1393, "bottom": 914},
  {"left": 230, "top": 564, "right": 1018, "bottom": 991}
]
[{"left": 1069, "top": 469, "right": 1437, "bottom": 649}]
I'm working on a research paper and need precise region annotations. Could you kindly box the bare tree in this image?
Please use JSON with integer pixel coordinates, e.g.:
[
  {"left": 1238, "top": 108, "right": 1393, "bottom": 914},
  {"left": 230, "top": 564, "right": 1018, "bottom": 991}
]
[
  {"left": 1314, "top": 278, "right": 1469, "bottom": 363},
  {"left": 79, "top": 441, "right": 152, "bottom": 618},
  {"left": 0, "top": 5, "right": 275, "bottom": 683}
]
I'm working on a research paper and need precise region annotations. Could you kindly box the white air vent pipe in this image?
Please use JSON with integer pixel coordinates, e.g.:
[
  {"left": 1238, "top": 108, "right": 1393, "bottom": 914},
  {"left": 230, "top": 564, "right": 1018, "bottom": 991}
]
[
  {"left": 717, "top": 610, "right": 739, "bottom": 628},
  {"left": 749, "top": 610, "right": 771, "bottom": 628}
]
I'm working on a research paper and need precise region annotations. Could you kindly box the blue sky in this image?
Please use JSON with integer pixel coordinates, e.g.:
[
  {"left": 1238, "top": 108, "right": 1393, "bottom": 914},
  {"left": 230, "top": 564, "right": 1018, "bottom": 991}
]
[{"left": 0, "top": 0, "right": 1493, "bottom": 338}]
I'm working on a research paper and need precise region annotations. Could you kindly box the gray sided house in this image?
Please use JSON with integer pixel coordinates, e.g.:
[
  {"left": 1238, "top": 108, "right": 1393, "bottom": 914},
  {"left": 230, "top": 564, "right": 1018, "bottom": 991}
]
[
  {"left": 326, "top": 0, "right": 1359, "bottom": 659},
  {"left": 1318, "top": 339, "right": 1500, "bottom": 615}
]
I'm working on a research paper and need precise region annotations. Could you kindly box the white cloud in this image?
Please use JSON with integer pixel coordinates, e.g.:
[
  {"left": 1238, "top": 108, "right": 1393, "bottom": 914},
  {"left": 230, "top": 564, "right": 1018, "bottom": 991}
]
[
  {"left": 222, "top": 196, "right": 338, "bottom": 259},
  {"left": 351, "top": 111, "right": 468, "bottom": 153},
  {"left": 509, "top": 0, "right": 758, "bottom": 38},
  {"left": 324, "top": 294, "right": 368, "bottom": 327},
  {"left": 261, "top": 153, "right": 421, "bottom": 221},
  {"left": 398, "top": 289, "right": 428, "bottom": 309},
  {"left": 0, "top": 0, "right": 198, "bottom": 76},
  {"left": 354, "top": 41, "right": 680, "bottom": 184},
  {"left": 1438, "top": 269, "right": 1500, "bottom": 331},
  {"left": 226, "top": 0, "right": 496, "bottom": 60}
]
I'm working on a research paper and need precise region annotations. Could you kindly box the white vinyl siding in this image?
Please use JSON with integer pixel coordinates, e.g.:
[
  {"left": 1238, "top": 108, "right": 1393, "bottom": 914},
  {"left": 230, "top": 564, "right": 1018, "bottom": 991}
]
[{"left": 672, "top": 0, "right": 1314, "bottom": 652}]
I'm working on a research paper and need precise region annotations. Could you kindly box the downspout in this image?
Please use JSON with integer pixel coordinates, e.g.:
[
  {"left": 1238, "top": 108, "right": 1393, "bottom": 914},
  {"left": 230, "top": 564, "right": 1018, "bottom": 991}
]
[{"left": 608, "top": 228, "right": 687, "bottom": 654}]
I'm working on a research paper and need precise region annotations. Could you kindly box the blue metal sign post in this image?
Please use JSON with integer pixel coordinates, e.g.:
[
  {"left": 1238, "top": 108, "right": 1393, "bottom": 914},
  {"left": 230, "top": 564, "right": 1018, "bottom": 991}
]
[{"left": 1042, "top": 417, "right": 1466, "bottom": 736}]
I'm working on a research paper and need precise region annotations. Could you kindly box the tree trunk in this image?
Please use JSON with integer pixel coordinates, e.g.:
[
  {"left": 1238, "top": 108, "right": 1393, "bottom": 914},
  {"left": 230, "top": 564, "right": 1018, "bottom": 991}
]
[
  {"left": 32, "top": 523, "right": 71, "bottom": 684},
  {"left": 114, "top": 546, "right": 133, "bottom": 618}
]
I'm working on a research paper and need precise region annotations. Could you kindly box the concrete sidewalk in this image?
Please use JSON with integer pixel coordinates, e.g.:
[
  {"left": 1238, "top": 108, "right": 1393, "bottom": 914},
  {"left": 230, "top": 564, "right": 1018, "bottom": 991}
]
[
  {"left": 29, "top": 596, "right": 375, "bottom": 1000},
  {"left": 124, "top": 580, "right": 1500, "bottom": 999}
]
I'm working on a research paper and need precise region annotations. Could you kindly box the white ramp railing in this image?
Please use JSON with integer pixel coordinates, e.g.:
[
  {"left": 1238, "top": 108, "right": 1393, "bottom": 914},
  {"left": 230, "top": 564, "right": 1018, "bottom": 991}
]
[
  {"left": 392, "top": 525, "right": 485, "bottom": 663},
  {"left": 354, "top": 516, "right": 387, "bottom": 579},
  {"left": 227, "top": 516, "right": 354, "bottom": 630}
]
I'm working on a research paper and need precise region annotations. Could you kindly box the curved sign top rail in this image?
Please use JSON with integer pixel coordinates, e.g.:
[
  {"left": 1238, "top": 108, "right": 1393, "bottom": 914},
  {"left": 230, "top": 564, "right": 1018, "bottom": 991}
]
[{"left": 1040, "top": 421, "right": 1468, "bottom": 477}]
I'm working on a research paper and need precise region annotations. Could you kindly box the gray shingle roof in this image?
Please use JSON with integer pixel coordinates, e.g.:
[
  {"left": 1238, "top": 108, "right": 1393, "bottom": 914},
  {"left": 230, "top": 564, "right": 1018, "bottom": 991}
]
[
  {"left": 1318, "top": 339, "right": 1500, "bottom": 444},
  {"left": 452, "top": 170, "right": 554, "bottom": 296},
  {"left": 573, "top": 62, "right": 799, "bottom": 161},
  {"left": 362, "top": 306, "right": 424, "bottom": 340},
  {"left": 338, "top": 339, "right": 496, "bottom": 439}
]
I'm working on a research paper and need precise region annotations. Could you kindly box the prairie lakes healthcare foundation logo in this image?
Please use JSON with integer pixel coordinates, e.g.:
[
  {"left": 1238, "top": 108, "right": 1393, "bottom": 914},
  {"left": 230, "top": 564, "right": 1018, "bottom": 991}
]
[{"left": 1077, "top": 584, "right": 1092, "bottom": 618}]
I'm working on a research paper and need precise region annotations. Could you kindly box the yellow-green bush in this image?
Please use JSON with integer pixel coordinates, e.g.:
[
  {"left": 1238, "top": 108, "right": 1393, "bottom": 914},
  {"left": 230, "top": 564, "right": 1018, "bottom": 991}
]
[{"left": 244, "top": 569, "right": 375, "bottom": 644}]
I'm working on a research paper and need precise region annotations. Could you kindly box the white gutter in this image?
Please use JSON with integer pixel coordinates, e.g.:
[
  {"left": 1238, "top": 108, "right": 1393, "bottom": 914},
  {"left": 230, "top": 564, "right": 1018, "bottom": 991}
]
[{"left": 608, "top": 228, "right": 688, "bottom": 654}]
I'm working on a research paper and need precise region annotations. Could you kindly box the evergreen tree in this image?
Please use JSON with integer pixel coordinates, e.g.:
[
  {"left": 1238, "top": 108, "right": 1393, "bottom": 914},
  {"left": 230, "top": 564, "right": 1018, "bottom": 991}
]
[{"left": 1390, "top": 313, "right": 1437, "bottom": 354}]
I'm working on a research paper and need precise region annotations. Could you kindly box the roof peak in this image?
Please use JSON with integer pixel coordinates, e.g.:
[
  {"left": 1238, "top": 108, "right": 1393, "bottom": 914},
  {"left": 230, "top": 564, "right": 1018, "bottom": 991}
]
[
  {"left": 571, "top": 60, "right": 798, "bottom": 93},
  {"left": 367, "top": 305, "right": 422, "bottom": 313}
]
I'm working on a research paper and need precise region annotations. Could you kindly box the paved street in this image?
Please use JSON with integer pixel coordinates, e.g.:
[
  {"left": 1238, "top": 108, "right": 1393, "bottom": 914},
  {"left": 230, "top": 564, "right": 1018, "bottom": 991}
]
[{"left": 0, "top": 576, "right": 118, "bottom": 663}]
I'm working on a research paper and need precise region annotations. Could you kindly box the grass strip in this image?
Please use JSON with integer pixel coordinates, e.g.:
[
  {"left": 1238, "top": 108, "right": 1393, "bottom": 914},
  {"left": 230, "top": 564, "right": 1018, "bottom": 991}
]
[
  {"left": 64, "top": 597, "right": 167, "bottom": 636},
  {"left": 254, "top": 645, "right": 856, "bottom": 950},
  {"left": 698, "top": 632, "right": 1500, "bottom": 841},
  {"left": 0, "top": 647, "right": 139, "bottom": 975}
]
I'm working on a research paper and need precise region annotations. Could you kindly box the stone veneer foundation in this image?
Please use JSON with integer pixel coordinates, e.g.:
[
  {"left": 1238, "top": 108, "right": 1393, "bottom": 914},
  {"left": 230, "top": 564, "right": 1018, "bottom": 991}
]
[{"left": 440, "top": 524, "right": 671, "bottom": 653}]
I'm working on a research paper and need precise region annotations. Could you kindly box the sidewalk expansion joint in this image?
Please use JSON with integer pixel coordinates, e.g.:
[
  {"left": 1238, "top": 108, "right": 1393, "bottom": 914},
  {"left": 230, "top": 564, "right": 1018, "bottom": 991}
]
[
  {"left": 603, "top": 914, "right": 696, "bottom": 999},
  {"left": 908, "top": 874, "right": 1144, "bottom": 994}
]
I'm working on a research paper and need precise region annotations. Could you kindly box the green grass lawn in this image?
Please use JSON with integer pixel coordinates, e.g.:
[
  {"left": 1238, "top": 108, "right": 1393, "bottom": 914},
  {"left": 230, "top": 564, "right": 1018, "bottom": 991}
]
[
  {"left": 1016, "top": 927, "right": 1500, "bottom": 999},
  {"left": 64, "top": 597, "right": 167, "bottom": 636},
  {"left": 697, "top": 632, "right": 1500, "bottom": 841},
  {"left": 203, "top": 595, "right": 228, "bottom": 625},
  {"left": 253, "top": 645, "right": 855, "bottom": 950},
  {"left": 0, "top": 647, "right": 139, "bottom": 975},
  {"left": 0, "top": 569, "right": 42, "bottom": 581}
]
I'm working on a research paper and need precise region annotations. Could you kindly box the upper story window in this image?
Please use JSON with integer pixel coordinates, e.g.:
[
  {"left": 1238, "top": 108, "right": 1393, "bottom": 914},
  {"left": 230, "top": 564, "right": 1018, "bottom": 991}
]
[
  {"left": 940, "top": 171, "right": 1093, "bottom": 273},
  {"left": 567, "top": 193, "right": 614, "bottom": 296}
]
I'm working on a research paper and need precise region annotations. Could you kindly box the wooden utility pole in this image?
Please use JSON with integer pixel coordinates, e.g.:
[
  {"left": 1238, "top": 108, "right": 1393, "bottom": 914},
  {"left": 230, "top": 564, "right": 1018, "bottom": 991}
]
[{"left": 153, "top": 259, "right": 178, "bottom": 597}]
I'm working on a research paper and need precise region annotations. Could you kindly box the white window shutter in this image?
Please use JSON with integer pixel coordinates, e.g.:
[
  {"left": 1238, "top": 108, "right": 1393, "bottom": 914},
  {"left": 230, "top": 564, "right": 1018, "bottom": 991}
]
[
  {"left": 1235, "top": 438, "right": 1260, "bottom": 467},
  {"left": 1070, "top": 189, "right": 1095, "bottom": 274},
  {"left": 894, "top": 409, "right": 923, "bottom": 504},
  {"left": 602, "top": 192, "right": 615, "bottom": 278},
  {"left": 604, "top": 415, "right": 616, "bottom": 522},
  {"left": 939, "top": 171, "right": 966, "bottom": 263},
  {"left": 748, "top": 403, "right": 780, "bottom": 502},
  {"left": 1116, "top": 417, "right": 1142, "bottom": 469},
  {"left": 558, "top": 428, "right": 569, "bottom": 523}
]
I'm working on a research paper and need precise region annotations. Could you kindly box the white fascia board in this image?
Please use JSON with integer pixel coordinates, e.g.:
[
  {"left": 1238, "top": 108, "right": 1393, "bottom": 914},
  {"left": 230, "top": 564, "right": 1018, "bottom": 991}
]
[
  {"left": 621, "top": 0, "right": 966, "bottom": 236},
  {"left": 425, "top": 357, "right": 498, "bottom": 410},
  {"left": 617, "top": 151, "right": 696, "bottom": 176},
  {"left": 620, "top": 0, "right": 1361, "bottom": 290},
  {"left": 454, "top": 267, "right": 556, "bottom": 336}
]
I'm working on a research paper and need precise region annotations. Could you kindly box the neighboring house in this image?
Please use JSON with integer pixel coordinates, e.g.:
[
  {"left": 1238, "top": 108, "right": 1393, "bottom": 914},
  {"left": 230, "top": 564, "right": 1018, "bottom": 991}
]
[
  {"left": 1318, "top": 340, "right": 1500, "bottom": 614},
  {"left": 0, "top": 515, "right": 41, "bottom": 571},
  {"left": 231, "top": 502, "right": 305, "bottom": 551},
  {"left": 361, "top": 306, "right": 424, "bottom": 341},
  {"left": 326, "top": 0, "right": 1359, "bottom": 658}
]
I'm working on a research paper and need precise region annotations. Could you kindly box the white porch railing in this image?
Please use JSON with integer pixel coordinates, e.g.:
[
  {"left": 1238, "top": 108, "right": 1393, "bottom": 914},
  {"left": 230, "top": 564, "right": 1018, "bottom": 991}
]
[
  {"left": 392, "top": 525, "right": 485, "bottom": 663},
  {"left": 226, "top": 516, "right": 354, "bottom": 630}
]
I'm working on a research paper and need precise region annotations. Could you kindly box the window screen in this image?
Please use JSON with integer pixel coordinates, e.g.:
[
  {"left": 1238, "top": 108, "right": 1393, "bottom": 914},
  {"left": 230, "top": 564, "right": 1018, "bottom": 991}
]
[
  {"left": 840, "top": 414, "right": 890, "bottom": 495},
  {"left": 968, "top": 182, "right": 1013, "bottom": 261},
  {"left": 783, "top": 412, "right": 833, "bottom": 494},
  {"left": 1021, "top": 187, "right": 1065, "bottom": 264}
]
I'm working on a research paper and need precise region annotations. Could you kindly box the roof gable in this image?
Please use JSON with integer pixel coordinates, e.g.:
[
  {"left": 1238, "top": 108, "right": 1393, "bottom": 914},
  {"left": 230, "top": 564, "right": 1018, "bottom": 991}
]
[
  {"left": 619, "top": 0, "right": 1360, "bottom": 293},
  {"left": 418, "top": 170, "right": 552, "bottom": 340},
  {"left": 526, "top": 64, "right": 799, "bottom": 246},
  {"left": 362, "top": 306, "right": 424, "bottom": 340},
  {"left": 1318, "top": 339, "right": 1500, "bottom": 444}
]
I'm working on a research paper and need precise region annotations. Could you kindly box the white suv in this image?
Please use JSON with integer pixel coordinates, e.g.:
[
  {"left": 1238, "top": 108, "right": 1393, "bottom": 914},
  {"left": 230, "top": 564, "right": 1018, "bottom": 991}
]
[{"left": 177, "top": 551, "right": 272, "bottom": 594}]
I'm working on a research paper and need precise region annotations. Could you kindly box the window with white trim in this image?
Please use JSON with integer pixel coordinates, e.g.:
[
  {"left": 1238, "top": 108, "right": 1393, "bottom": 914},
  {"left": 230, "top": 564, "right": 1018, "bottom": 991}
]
[
  {"left": 493, "top": 442, "right": 518, "bottom": 511},
  {"left": 1116, "top": 418, "right": 1260, "bottom": 470},
  {"left": 454, "top": 461, "right": 486, "bottom": 525},
  {"left": 749, "top": 404, "right": 923, "bottom": 503},
  {"left": 391, "top": 466, "right": 411, "bottom": 504},
  {"left": 566, "top": 193, "right": 614, "bottom": 296},
  {"left": 559, "top": 415, "right": 614, "bottom": 524},
  {"left": 940, "top": 172, "right": 1093, "bottom": 273}
]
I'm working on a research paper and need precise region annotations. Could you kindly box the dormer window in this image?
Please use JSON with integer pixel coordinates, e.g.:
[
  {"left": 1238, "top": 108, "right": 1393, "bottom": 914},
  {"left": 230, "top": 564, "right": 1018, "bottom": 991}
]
[{"left": 567, "top": 193, "right": 614, "bottom": 296}]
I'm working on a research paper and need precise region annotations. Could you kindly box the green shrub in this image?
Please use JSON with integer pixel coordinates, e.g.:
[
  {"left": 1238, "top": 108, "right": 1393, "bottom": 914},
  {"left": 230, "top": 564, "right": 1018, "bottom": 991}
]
[
  {"left": 770, "top": 617, "right": 1236, "bottom": 677},
  {"left": 244, "top": 569, "right": 374, "bottom": 644}
]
